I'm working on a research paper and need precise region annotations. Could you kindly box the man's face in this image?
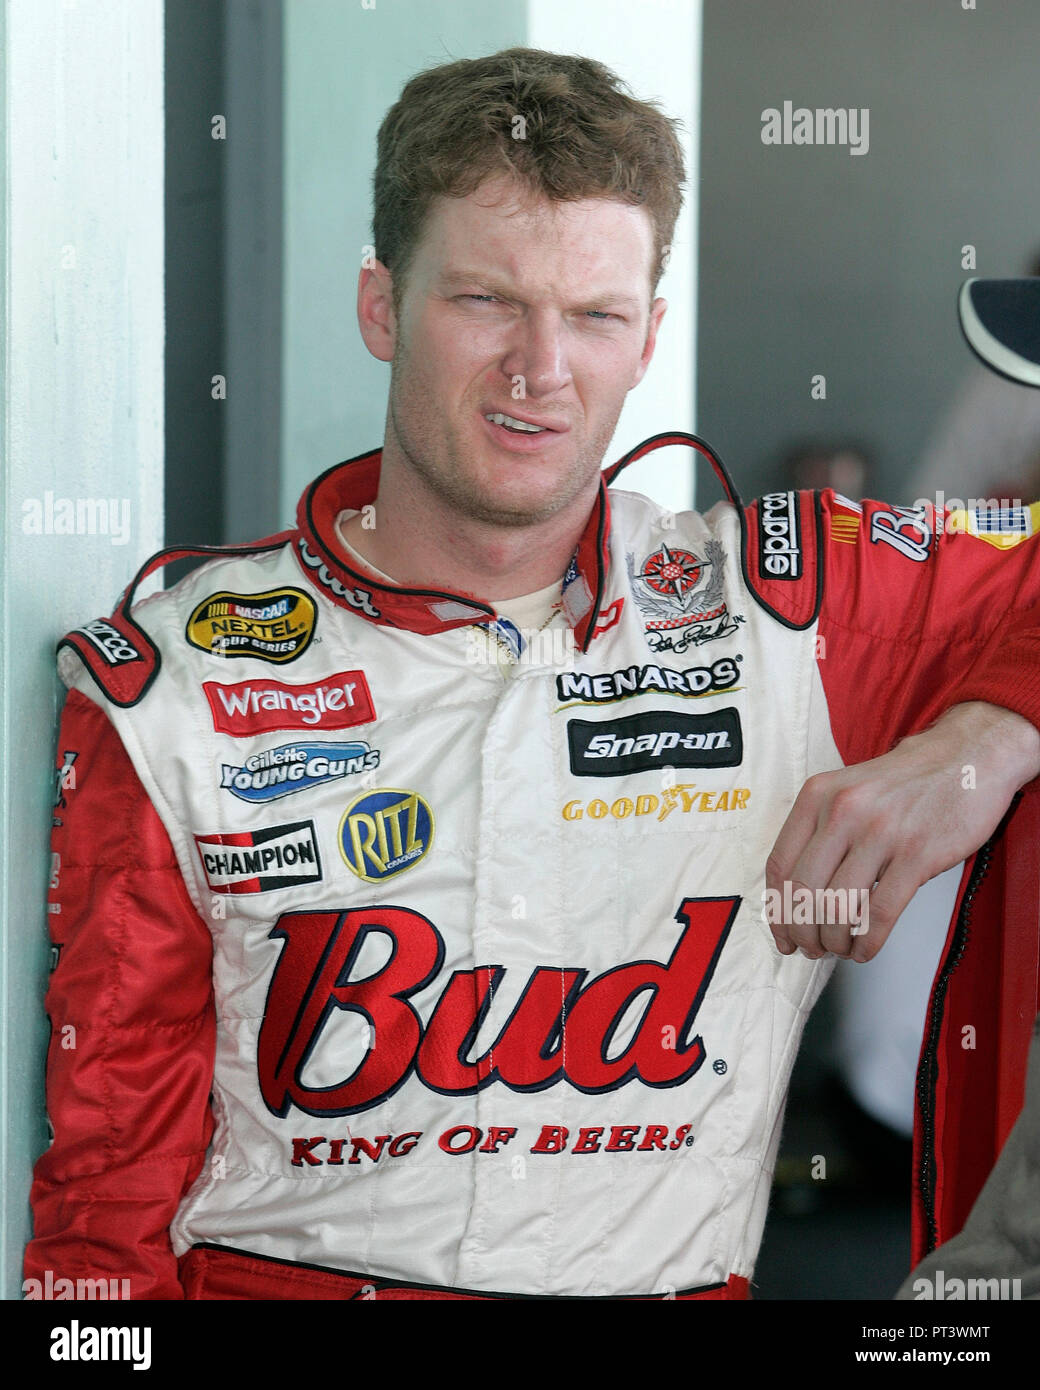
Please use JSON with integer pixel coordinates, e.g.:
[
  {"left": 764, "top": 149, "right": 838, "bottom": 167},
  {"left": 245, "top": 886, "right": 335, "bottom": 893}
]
[{"left": 372, "top": 175, "right": 667, "bottom": 529}]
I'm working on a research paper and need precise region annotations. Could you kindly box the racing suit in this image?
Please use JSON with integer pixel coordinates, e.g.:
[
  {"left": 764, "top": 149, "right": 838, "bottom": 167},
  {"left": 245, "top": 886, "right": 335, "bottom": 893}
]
[{"left": 24, "top": 432, "right": 1040, "bottom": 1300}]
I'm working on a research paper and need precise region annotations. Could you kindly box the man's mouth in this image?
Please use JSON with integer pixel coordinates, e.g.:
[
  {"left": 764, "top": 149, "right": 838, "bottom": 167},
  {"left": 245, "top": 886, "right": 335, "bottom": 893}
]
[{"left": 484, "top": 411, "right": 565, "bottom": 434}]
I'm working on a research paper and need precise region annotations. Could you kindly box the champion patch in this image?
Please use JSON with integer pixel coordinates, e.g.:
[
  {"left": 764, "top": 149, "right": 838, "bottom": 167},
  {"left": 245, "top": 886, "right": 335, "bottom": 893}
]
[{"left": 195, "top": 820, "right": 323, "bottom": 894}]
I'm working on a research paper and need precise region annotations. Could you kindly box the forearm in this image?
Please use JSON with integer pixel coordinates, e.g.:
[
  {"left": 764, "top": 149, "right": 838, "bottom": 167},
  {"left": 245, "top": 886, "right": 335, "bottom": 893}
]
[{"left": 917, "top": 701, "right": 1040, "bottom": 797}]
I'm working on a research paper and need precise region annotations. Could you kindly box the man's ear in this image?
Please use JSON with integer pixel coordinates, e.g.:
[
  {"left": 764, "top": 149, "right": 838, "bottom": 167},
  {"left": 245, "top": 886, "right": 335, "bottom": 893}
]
[
  {"left": 630, "top": 297, "right": 668, "bottom": 390},
  {"left": 357, "top": 259, "right": 396, "bottom": 363}
]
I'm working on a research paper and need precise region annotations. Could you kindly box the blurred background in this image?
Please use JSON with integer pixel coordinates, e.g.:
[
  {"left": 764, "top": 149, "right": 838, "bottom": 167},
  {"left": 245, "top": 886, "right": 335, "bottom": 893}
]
[{"left": 5, "top": 0, "right": 1040, "bottom": 1299}]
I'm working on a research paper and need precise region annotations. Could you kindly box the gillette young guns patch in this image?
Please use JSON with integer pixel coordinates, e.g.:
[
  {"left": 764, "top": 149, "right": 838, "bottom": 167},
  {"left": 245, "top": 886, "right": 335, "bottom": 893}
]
[
  {"left": 221, "top": 741, "right": 380, "bottom": 803},
  {"left": 187, "top": 588, "right": 317, "bottom": 663}
]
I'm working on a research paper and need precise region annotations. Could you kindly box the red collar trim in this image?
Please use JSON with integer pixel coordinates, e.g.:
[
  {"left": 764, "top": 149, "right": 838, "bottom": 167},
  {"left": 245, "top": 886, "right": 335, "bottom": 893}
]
[
  {"left": 292, "top": 433, "right": 731, "bottom": 649},
  {"left": 293, "top": 446, "right": 612, "bottom": 651}
]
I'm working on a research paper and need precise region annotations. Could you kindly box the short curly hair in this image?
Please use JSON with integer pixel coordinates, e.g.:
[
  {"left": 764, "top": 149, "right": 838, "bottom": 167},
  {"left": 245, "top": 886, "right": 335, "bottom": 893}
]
[{"left": 373, "top": 47, "right": 686, "bottom": 315}]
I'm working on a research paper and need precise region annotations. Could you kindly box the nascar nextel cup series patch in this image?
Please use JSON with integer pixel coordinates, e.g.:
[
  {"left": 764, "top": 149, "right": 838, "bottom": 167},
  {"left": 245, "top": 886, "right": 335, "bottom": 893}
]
[{"left": 186, "top": 588, "right": 317, "bottom": 663}]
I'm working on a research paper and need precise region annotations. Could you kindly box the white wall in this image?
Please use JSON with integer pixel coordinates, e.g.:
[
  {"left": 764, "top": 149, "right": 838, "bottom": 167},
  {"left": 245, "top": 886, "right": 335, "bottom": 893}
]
[{"left": 1, "top": 0, "right": 165, "bottom": 1298}]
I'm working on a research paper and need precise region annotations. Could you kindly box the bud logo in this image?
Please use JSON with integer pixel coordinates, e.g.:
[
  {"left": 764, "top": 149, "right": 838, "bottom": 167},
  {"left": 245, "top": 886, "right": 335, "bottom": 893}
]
[
  {"left": 568, "top": 708, "right": 742, "bottom": 777},
  {"left": 75, "top": 619, "right": 142, "bottom": 665},
  {"left": 187, "top": 587, "right": 316, "bottom": 663},
  {"left": 758, "top": 492, "right": 801, "bottom": 579},
  {"left": 257, "top": 897, "right": 737, "bottom": 1116},
  {"left": 339, "top": 789, "right": 434, "bottom": 882},
  {"left": 203, "top": 670, "right": 375, "bottom": 735},
  {"left": 195, "top": 820, "right": 322, "bottom": 894},
  {"left": 221, "top": 741, "right": 380, "bottom": 803}
]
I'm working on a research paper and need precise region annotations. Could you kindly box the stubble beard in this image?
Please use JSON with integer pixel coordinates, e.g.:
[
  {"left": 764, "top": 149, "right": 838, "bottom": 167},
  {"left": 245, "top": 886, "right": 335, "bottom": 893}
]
[{"left": 386, "top": 335, "right": 621, "bottom": 530}]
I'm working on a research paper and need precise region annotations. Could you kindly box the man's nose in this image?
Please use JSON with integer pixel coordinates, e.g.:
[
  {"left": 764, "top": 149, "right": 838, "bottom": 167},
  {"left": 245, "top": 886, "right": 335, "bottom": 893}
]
[{"left": 500, "top": 311, "right": 572, "bottom": 396}]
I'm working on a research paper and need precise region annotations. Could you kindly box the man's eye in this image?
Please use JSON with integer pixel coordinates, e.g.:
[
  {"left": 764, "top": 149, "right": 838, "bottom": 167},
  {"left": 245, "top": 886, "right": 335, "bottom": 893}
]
[
  {"left": 585, "top": 310, "right": 617, "bottom": 321},
  {"left": 463, "top": 294, "right": 499, "bottom": 304}
]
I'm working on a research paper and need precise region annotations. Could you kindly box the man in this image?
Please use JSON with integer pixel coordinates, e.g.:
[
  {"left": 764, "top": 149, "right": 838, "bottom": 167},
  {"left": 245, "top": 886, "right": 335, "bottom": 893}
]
[{"left": 25, "top": 47, "right": 1040, "bottom": 1300}]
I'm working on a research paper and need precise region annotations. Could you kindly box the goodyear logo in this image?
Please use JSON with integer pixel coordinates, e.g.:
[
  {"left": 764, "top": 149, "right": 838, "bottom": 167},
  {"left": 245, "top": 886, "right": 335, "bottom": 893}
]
[
  {"left": 562, "top": 785, "right": 751, "bottom": 822},
  {"left": 339, "top": 789, "right": 434, "bottom": 882},
  {"left": 187, "top": 588, "right": 317, "bottom": 663}
]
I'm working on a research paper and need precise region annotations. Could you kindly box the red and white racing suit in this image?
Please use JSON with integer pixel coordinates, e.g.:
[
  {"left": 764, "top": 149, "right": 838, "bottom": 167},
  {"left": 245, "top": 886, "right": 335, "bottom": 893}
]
[{"left": 24, "top": 434, "right": 1040, "bottom": 1299}]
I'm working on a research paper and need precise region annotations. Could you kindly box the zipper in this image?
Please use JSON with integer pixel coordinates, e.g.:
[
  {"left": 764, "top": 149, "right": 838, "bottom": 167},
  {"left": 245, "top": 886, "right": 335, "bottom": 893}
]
[{"left": 914, "top": 839, "right": 994, "bottom": 1254}]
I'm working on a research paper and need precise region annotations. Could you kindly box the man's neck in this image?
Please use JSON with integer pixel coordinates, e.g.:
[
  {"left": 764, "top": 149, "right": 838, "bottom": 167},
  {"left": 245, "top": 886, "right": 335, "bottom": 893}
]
[{"left": 338, "top": 450, "right": 598, "bottom": 602}]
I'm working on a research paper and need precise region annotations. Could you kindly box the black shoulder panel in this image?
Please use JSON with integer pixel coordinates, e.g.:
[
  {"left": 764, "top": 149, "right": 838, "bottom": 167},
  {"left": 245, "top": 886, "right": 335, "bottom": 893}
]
[
  {"left": 741, "top": 491, "right": 823, "bottom": 630},
  {"left": 57, "top": 534, "right": 293, "bottom": 708}
]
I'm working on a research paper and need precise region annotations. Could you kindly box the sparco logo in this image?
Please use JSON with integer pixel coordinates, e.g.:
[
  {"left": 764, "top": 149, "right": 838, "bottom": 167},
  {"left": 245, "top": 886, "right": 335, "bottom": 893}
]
[
  {"left": 203, "top": 670, "right": 375, "bottom": 735},
  {"left": 195, "top": 820, "right": 322, "bottom": 894},
  {"left": 758, "top": 492, "right": 801, "bottom": 579},
  {"left": 568, "top": 708, "right": 742, "bottom": 778},
  {"left": 557, "top": 658, "right": 740, "bottom": 705},
  {"left": 257, "top": 897, "right": 737, "bottom": 1116},
  {"left": 221, "top": 741, "right": 380, "bottom": 803},
  {"left": 75, "top": 619, "right": 142, "bottom": 665},
  {"left": 297, "top": 537, "right": 381, "bottom": 617}
]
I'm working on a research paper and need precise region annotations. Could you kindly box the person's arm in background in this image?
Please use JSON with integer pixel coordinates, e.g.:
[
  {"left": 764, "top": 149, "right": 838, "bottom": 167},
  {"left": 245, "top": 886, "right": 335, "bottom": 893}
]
[{"left": 24, "top": 691, "right": 216, "bottom": 1300}]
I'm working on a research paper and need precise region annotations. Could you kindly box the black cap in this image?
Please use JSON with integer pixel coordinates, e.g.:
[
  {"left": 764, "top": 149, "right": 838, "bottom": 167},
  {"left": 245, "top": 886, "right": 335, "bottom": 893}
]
[{"left": 958, "top": 278, "right": 1040, "bottom": 387}]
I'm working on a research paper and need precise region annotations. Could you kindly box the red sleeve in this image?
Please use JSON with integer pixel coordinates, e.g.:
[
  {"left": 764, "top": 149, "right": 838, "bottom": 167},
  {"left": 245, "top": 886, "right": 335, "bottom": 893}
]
[
  {"left": 815, "top": 495, "right": 1040, "bottom": 761},
  {"left": 24, "top": 690, "right": 216, "bottom": 1300}
]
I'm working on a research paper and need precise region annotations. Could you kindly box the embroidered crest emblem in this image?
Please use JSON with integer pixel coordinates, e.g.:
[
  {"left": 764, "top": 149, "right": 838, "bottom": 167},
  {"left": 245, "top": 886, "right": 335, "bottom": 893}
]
[{"left": 628, "top": 541, "right": 741, "bottom": 653}]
